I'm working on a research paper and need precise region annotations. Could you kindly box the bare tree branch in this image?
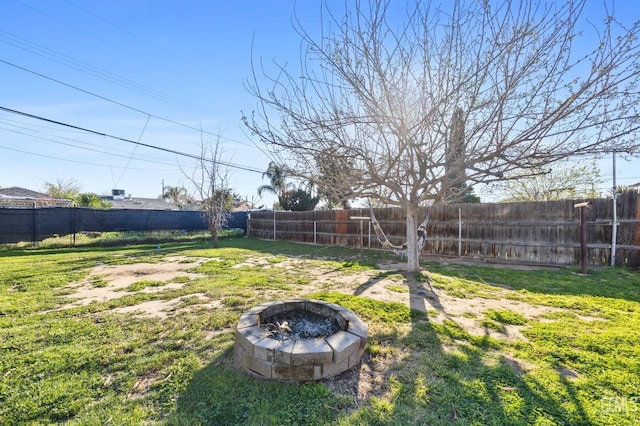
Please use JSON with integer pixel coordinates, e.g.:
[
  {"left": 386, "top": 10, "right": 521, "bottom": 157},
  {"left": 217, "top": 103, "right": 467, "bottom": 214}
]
[
  {"left": 180, "top": 133, "right": 232, "bottom": 248},
  {"left": 243, "top": 0, "right": 640, "bottom": 271}
]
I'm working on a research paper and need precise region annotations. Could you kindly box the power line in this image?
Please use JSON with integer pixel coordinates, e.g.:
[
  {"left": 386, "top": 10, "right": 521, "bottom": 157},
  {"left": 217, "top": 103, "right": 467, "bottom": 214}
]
[
  {"left": 63, "top": 0, "right": 209, "bottom": 77},
  {"left": 115, "top": 115, "right": 150, "bottom": 188},
  {"left": 0, "top": 58, "right": 256, "bottom": 149},
  {"left": 0, "top": 33, "right": 256, "bottom": 152},
  {"left": 0, "top": 105, "right": 264, "bottom": 174},
  {"left": 0, "top": 119, "right": 176, "bottom": 166},
  {"left": 0, "top": 29, "right": 203, "bottom": 115},
  {"left": 5, "top": 1, "right": 220, "bottom": 116},
  {"left": 0, "top": 144, "right": 171, "bottom": 171}
]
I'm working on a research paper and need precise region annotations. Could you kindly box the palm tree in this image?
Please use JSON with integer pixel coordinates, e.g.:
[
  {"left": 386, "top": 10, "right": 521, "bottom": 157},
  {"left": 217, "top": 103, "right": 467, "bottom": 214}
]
[
  {"left": 74, "top": 193, "right": 110, "bottom": 209},
  {"left": 257, "top": 162, "right": 291, "bottom": 198},
  {"left": 162, "top": 186, "right": 188, "bottom": 208}
]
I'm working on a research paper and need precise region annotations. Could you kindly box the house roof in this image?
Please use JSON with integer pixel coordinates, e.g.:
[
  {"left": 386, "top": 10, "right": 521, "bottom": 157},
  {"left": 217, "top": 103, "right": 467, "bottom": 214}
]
[
  {"left": 102, "top": 196, "right": 180, "bottom": 210},
  {"left": 0, "top": 187, "right": 72, "bottom": 208},
  {"left": 0, "top": 187, "right": 50, "bottom": 198}
]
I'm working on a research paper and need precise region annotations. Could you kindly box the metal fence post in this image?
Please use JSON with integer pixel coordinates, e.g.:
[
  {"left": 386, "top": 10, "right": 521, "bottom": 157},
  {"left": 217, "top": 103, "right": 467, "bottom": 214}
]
[
  {"left": 458, "top": 208, "right": 462, "bottom": 257},
  {"left": 71, "top": 207, "right": 77, "bottom": 246},
  {"left": 574, "top": 201, "right": 591, "bottom": 274},
  {"left": 314, "top": 221, "right": 317, "bottom": 244},
  {"left": 273, "top": 210, "right": 276, "bottom": 240},
  {"left": 611, "top": 149, "right": 617, "bottom": 266},
  {"left": 32, "top": 203, "right": 40, "bottom": 247}
]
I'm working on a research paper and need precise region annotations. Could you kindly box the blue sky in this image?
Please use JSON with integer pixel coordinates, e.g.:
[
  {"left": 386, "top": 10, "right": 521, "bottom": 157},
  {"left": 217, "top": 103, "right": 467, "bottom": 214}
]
[
  {"left": 0, "top": 0, "right": 319, "bottom": 206},
  {"left": 1, "top": 0, "right": 638, "bottom": 205}
]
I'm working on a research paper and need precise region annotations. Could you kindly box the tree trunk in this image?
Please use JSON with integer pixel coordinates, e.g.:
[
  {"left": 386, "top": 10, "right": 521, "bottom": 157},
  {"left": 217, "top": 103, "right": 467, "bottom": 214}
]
[
  {"left": 405, "top": 204, "right": 419, "bottom": 272},
  {"left": 211, "top": 228, "right": 219, "bottom": 248}
]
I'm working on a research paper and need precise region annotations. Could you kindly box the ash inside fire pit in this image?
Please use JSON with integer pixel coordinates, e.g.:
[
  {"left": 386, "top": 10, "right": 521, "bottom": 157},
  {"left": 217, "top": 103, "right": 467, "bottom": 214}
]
[{"left": 261, "top": 309, "right": 340, "bottom": 341}]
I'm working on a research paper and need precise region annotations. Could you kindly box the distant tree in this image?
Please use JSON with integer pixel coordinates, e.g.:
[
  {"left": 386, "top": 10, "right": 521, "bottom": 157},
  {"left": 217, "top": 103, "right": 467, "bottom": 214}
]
[
  {"left": 257, "top": 161, "right": 294, "bottom": 203},
  {"left": 45, "top": 178, "right": 80, "bottom": 200},
  {"left": 314, "top": 149, "right": 354, "bottom": 209},
  {"left": 457, "top": 185, "right": 481, "bottom": 204},
  {"left": 75, "top": 193, "right": 111, "bottom": 209},
  {"left": 202, "top": 188, "right": 234, "bottom": 242},
  {"left": 162, "top": 185, "right": 189, "bottom": 208},
  {"left": 497, "top": 162, "right": 604, "bottom": 202},
  {"left": 444, "top": 107, "right": 467, "bottom": 202},
  {"left": 182, "top": 135, "right": 232, "bottom": 248},
  {"left": 257, "top": 161, "right": 302, "bottom": 209},
  {"left": 279, "top": 188, "right": 320, "bottom": 211}
]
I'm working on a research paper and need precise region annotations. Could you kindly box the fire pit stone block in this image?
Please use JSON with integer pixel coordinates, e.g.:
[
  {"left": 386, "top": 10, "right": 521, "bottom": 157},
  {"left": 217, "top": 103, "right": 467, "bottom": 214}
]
[
  {"left": 234, "top": 299, "right": 367, "bottom": 381},
  {"left": 291, "top": 338, "right": 333, "bottom": 366},
  {"left": 236, "top": 314, "right": 260, "bottom": 329},
  {"left": 235, "top": 325, "right": 266, "bottom": 355},
  {"left": 252, "top": 336, "right": 282, "bottom": 363},
  {"left": 326, "top": 330, "right": 361, "bottom": 363},
  {"left": 282, "top": 299, "right": 307, "bottom": 313}
]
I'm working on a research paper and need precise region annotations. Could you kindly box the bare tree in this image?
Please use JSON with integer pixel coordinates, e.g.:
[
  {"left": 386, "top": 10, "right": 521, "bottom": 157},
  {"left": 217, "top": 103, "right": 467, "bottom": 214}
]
[
  {"left": 44, "top": 178, "right": 81, "bottom": 200},
  {"left": 494, "top": 161, "right": 604, "bottom": 202},
  {"left": 244, "top": 0, "right": 640, "bottom": 272},
  {"left": 183, "top": 136, "right": 232, "bottom": 248}
]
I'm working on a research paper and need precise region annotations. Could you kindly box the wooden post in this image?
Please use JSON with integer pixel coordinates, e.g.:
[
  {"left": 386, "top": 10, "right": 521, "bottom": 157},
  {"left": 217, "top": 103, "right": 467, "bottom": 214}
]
[
  {"left": 350, "top": 216, "right": 370, "bottom": 250},
  {"left": 611, "top": 149, "right": 617, "bottom": 266}
]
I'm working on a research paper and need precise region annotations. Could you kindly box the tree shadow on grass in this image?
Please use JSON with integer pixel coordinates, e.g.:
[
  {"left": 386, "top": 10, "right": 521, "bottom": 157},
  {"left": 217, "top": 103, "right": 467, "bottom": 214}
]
[
  {"left": 354, "top": 270, "right": 405, "bottom": 296},
  {"left": 167, "top": 254, "right": 601, "bottom": 425},
  {"left": 333, "top": 268, "right": 597, "bottom": 425}
]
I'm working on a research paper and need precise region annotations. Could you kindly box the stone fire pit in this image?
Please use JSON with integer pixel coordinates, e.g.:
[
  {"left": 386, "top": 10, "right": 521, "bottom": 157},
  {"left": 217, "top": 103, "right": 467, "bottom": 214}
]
[{"left": 234, "top": 299, "right": 368, "bottom": 381}]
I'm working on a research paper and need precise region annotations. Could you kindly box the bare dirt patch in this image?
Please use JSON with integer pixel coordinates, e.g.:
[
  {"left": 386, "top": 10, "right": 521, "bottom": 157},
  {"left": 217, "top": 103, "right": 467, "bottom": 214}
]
[
  {"left": 110, "top": 294, "right": 222, "bottom": 319},
  {"left": 60, "top": 256, "right": 208, "bottom": 317},
  {"left": 60, "top": 252, "right": 562, "bottom": 338},
  {"left": 322, "top": 351, "right": 389, "bottom": 405},
  {"left": 303, "top": 258, "right": 565, "bottom": 343}
]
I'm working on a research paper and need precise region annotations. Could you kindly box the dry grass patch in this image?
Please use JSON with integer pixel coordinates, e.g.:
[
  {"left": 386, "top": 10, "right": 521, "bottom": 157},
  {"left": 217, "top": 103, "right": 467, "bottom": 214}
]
[{"left": 59, "top": 256, "right": 207, "bottom": 314}]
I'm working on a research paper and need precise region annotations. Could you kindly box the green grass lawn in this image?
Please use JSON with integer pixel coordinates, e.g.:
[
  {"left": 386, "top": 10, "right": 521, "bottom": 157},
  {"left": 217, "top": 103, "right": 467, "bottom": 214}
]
[{"left": 0, "top": 236, "right": 638, "bottom": 425}]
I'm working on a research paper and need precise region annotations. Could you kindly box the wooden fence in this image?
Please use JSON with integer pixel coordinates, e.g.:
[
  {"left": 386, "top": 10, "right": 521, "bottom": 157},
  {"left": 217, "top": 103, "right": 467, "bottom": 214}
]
[{"left": 247, "top": 191, "right": 640, "bottom": 267}]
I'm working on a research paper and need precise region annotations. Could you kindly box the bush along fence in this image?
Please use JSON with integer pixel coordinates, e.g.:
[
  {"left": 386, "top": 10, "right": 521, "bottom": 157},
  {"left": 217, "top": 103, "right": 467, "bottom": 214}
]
[
  {"left": 0, "top": 207, "right": 248, "bottom": 245},
  {"left": 248, "top": 191, "right": 640, "bottom": 267}
]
